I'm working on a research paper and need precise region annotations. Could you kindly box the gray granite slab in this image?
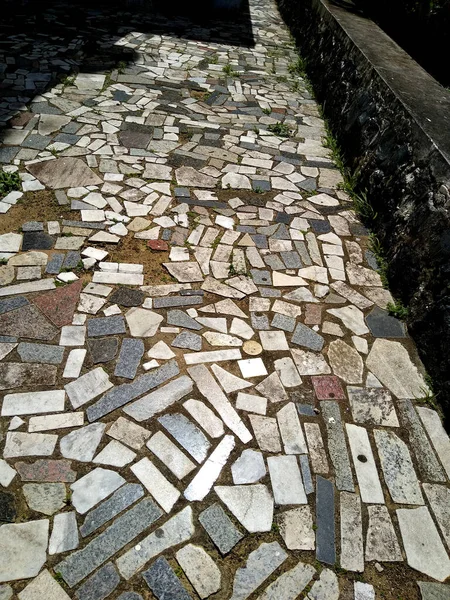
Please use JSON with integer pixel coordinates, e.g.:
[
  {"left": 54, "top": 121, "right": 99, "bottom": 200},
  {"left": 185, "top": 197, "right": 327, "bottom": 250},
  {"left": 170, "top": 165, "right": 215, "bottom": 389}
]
[
  {"left": 291, "top": 323, "right": 324, "bottom": 351},
  {"left": 316, "top": 476, "right": 336, "bottom": 565},
  {"left": 45, "top": 253, "right": 65, "bottom": 275},
  {"left": 17, "top": 343, "right": 64, "bottom": 365},
  {"left": 117, "top": 595, "right": 143, "bottom": 600},
  {"left": 320, "top": 401, "right": 354, "bottom": 492},
  {"left": 271, "top": 313, "right": 296, "bottom": 332},
  {"left": 417, "top": 582, "right": 450, "bottom": 600},
  {"left": 365, "top": 306, "right": 407, "bottom": 338},
  {"left": 158, "top": 413, "right": 211, "bottom": 463},
  {"left": 0, "top": 297, "right": 29, "bottom": 315},
  {"left": 87, "top": 360, "right": 180, "bottom": 421},
  {"left": 88, "top": 338, "right": 119, "bottom": 364},
  {"left": 199, "top": 502, "right": 244, "bottom": 555},
  {"left": 114, "top": 338, "right": 144, "bottom": 379},
  {"left": 75, "top": 562, "right": 120, "bottom": 600},
  {"left": 87, "top": 316, "right": 126, "bottom": 337},
  {"left": 56, "top": 497, "right": 163, "bottom": 586},
  {"left": 63, "top": 251, "right": 81, "bottom": 270},
  {"left": 143, "top": 557, "right": 192, "bottom": 600},
  {"left": 172, "top": 331, "right": 202, "bottom": 351},
  {"left": 299, "top": 455, "right": 314, "bottom": 495},
  {"left": 153, "top": 296, "right": 202, "bottom": 308},
  {"left": 167, "top": 309, "right": 202, "bottom": 330},
  {"left": 80, "top": 483, "right": 144, "bottom": 538},
  {"left": 109, "top": 288, "right": 145, "bottom": 307}
]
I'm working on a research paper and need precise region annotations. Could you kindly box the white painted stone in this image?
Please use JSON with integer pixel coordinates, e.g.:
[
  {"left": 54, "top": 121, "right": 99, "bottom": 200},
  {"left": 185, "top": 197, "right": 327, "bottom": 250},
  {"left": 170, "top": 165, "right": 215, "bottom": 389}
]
[
  {"left": 277, "top": 402, "right": 307, "bottom": 454},
  {"left": 278, "top": 507, "right": 315, "bottom": 550},
  {"left": 183, "top": 399, "right": 225, "bottom": 438},
  {"left": 59, "top": 325, "right": 86, "bottom": 346},
  {"left": 184, "top": 435, "right": 235, "bottom": 501},
  {"left": 71, "top": 467, "right": 125, "bottom": 514},
  {"left": 147, "top": 431, "right": 196, "bottom": 479},
  {"left": 147, "top": 340, "right": 175, "bottom": 359},
  {"left": 366, "top": 339, "right": 429, "bottom": 399},
  {"left": 215, "top": 484, "right": 274, "bottom": 532},
  {"left": 18, "top": 569, "right": 70, "bottom": 600},
  {"left": 29, "top": 412, "right": 84, "bottom": 432},
  {"left": 238, "top": 358, "right": 267, "bottom": 378},
  {"left": 327, "top": 306, "right": 369, "bottom": 335},
  {"left": 60, "top": 423, "right": 106, "bottom": 462},
  {"left": 232, "top": 449, "right": 266, "bottom": 485},
  {"left": 0, "top": 460, "right": 16, "bottom": 487},
  {"left": 176, "top": 544, "right": 221, "bottom": 599},
  {"left": 131, "top": 457, "right": 180, "bottom": 513},
  {"left": 397, "top": 506, "right": 450, "bottom": 581},
  {"left": 93, "top": 440, "right": 136, "bottom": 467},
  {"left": 268, "top": 455, "right": 307, "bottom": 505},
  {"left": 107, "top": 416, "right": 150, "bottom": 450},
  {"left": 417, "top": 407, "right": 450, "bottom": 478},
  {"left": 48, "top": 512, "right": 79, "bottom": 555},
  {"left": 346, "top": 424, "right": 384, "bottom": 504},
  {"left": 236, "top": 392, "right": 267, "bottom": 415},
  {"left": 62, "top": 349, "right": 86, "bottom": 379},
  {"left": 0, "top": 520, "right": 49, "bottom": 583},
  {"left": 3, "top": 432, "right": 57, "bottom": 458},
  {"left": 125, "top": 307, "right": 163, "bottom": 337},
  {"left": 1, "top": 390, "right": 65, "bottom": 416},
  {"left": 64, "top": 367, "right": 112, "bottom": 409}
]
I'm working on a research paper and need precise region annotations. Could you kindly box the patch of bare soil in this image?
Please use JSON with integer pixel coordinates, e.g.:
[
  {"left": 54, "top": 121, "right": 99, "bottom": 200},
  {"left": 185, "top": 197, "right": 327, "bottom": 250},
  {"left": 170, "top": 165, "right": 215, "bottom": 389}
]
[
  {"left": 0, "top": 190, "right": 70, "bottom": 235},
  {"left": 107, "top": 235, "right": 172, "bottom": 286}
]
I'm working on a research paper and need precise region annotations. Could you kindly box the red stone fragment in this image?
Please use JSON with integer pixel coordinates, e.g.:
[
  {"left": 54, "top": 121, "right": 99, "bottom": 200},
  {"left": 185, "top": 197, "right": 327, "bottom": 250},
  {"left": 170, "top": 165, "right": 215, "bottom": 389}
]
[
  {"left": 148, "top": 239, "right": 169, "bottom": 251},
  {"left": 10, "top": 112, "right": 34, "bottom": 127},
  {"left": 311, "top": 375, "right": 346, "bottom": 400},
  {"left": 32, "top": 279, "right": 83, "bottom": 327},
  {"left": 304, "top": 304, "right": 322, "bottom": 325},
  {"left": 15, "top": 459, "right": 77, "bottom": 482}
]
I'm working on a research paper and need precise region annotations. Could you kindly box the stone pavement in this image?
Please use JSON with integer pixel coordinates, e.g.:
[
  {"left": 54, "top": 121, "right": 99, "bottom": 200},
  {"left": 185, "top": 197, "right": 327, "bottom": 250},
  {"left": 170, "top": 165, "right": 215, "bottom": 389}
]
[{"left": 1, "top": 1, "right": 450, "bottom": 599}]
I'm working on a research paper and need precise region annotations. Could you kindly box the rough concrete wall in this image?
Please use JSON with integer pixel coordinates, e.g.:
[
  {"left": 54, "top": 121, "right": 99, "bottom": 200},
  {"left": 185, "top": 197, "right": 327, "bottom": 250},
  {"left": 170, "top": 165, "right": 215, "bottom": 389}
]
[{"left": 278, "top": 0, "right": 450, "bottom": 422}]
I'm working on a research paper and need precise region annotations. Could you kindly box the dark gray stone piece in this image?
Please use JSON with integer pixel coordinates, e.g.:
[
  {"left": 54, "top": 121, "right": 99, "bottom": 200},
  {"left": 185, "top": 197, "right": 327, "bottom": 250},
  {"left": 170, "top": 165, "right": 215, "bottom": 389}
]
[
  {"left": 309, "top": 219, "right": 331, "bottom": 233},
  {"left": 365, "top": 249, "right": 379, "bottom": 270},
  {"left": 55, "top": 134, "right": 81, "bottom": 145},
  {"left": 158, "top": 413, "right": 211, "bottom": 463},
  {"left": 22, "top": 232, "right": 54, "bottom": 251},
  {"left": 417, "top": 582, "right": 450, "bottom": 600},
  {"left": 153, "top": 296, "right": 202, "bottom": 309},
  {"left": 264, "top": 254, "right": 284, "bottom": 271},
  {"left": 280, "top": 251, "right": 303, "bottom": 269},
  {"left": 365, "top": 306, "right": 407, "bottom": 338},
  {"left": 87, "top": 359, "right": 180, "bottom": 422},
  {"left": 0, "top": 147, "right": 19, "bottom": 163},
  {"left": 56, "top": 497, "right": 163, "bottom": 587},
  {"left": 63, "top": 220, "right": 105, "bottom": 230},
  {"left": 250, "top": 234, "right": 268, "bottom": 249},
  {"left": 63, "top": 251, "right": 81, "bottom": 269},
  {"left": 87, "top": 316, "right": 126, "bottom": 337},
  {"left": 0, "top": 297, "right": 29, "bottom": 315},
  {"left": 291, "top": 323, "right": 324, "bottom": 351},
  {"left": 321, "top": 401, "right": 354, "bottom": 492},
  {"left": 22, "top": 222, "right": 44, "bottom": 232},
  {"left": 250, "top": 269, "right": 272, "bottom": 285},
  {"left": 88, "top": 338, "right": 119, "bottom": 364},
  {"left": 109, "top": 288, "right": 145, "bottom": 307},
  {"left": 0, "top": 336, "right": 17, "bottom": 343},
  {"left": 199, "top": 502, "right": 243, "bottom": 555},
  {"left": 55, "top": 191, "right": 69, "bottom": 205},
  {"left": 23, "top": 134, "right": 51, "bottom": 150},
  {"left": 143, "top": 556, "right": 192, "bottom": 600},
  {"left": 316, "top": 476, "right": 336, "bottom": 565},
  {"left": 294, "top": 241, "right": 313, "bottom": 266},
  {"left": 251, "top": 313, "right": 270, "bottom": 330},
  {"left": 114, "top": 338, "right": 144, "bottom": 379},
  {"left": 117, "top": 594, "right": 143, "bottom": 600},
  {"left": 46, "top": 253, "right": 65, "bottom": 274},
  {"left": 271, "top": 313, "right": 296, "bottom": 332},
  {"left": 80, "top": 484, "right": 144, "bottom": 538},
  {"left": 296, "top": 403, "right": 316, "bottom": 416},
  {"left": 167, "top": 310, "right": 202, "bottom": 330},
  {"left": 75, "top": 562, "right": 120, "bottom": 600},
  {"left": 272, "top": 223, "right": 290, "bottom": 240},
  {"left": 252, "top": 179, "right": 271, "bottom": 192},
  {"left": 300, "top": 455, "right": 314, "bottom": 495},
  {"left": 17, "top": 342, "right": 64, "bottom": 364},
  {"left": 259, "top": 287, "right": 281, "bottom": 298},
  {"left": 172, "top": 331, "right": 202, "bottom": 351}
]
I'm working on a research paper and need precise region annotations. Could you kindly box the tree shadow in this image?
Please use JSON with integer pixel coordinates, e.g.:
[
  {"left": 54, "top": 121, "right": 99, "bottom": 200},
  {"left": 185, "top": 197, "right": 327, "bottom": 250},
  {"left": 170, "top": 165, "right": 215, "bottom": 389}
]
[{"left": 0, "top": 0, "right": 255, "bottom": 130}]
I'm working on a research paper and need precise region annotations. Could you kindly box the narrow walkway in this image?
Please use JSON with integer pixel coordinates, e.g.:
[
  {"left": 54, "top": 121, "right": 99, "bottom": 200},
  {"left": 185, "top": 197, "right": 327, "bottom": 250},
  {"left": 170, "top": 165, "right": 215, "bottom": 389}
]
[{"left": 0, "top": 1, "right": 449, "bottom": 599}]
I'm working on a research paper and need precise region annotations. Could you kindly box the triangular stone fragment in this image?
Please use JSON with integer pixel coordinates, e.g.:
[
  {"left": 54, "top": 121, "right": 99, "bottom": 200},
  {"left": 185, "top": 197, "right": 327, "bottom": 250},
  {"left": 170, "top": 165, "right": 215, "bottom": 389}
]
[
  {"left": 32, "top": 279, "right": 83, "bottom": 327},
  {"left": 60, "top": 423, "right": 106, "bottom": 462},
  {"left": 211, "top": 364, "right": 253, "bottom": 393},
  {"left": 214, "top": 298, "right": 247, "bottom": 319},
  {"left": 27, "top": 158, "right": 102, "bottom": 189},
  {"left": 214, "top": 484, "right": 274, "bottom": 532},
  {"left": 255, "top": 372, "right": 288, "bottom": 403}
]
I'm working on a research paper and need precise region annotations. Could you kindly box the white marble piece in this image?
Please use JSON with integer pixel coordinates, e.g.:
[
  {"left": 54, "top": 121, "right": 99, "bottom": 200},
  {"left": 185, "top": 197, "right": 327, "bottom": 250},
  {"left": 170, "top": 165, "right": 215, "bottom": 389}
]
[
  {"left": 230, "top": 317, "right": 255, "bottom": 340},
  {"left": 346, "top": 424, "right": 384, "bottom": 504},
  {"left": 366, "top": 339, "right": 429, "bottom": 399},
  {"left": 203, "top": 332, "right": 243, "bottom": 347},
  {"left": 197, "top": 317, "right": 227, "bottom": 333},
  {"left": 184, "top": 435, "right": 235, "bottom": 501},
  {"left": 268, "top": 455, "right": 307, "bottom": 505},
  {"left": 307, "top": 569, "right": 339, "bottom": 600},
  {"left": 0, "top": 233, "right": 22, "bottom": 254},
  {"left": 188, "top": 365, "right": 252, "bottom": 443},
  {"left": 176, "top": 544, "right": 221, "bottom": 599},
  {"left": 48, "top": 512, "right": 79, "bottom": 555},
  {"left": 0, "top": 520, "right": 49, "bottom": 583},
  {"left": 291, "top": 348, "right": 331, "bottom": 375},
  {"left": 236, "top": 392, "right": 267, "bottom": 415},
  {"left": 147, "top": 340, "right": 175, "bottom": 360},
  {"left": 9, "top": 416, "right": 25, "bottom": 431},
  {"left": 278, "top": 506, "right": 315, "bottom": 550},
  {"left": 417, "top": 407, "right": 450, "bottom": 479},
  {"left": 365, "top": 505, "right": 402, "bottom": 562},
  {"left": 256, "top": 560, "right": 315, "bottom": 600},
  {"left": 211, "top": 364, "right": 253, "bottom": 393},
  {"left": 214, "top": 298, "right": 247, "bottom": 319},
  {"left": 374, "top": 429, "right": 423, "bottom": 505},
  {"left": 64, "top": 367, "right": 112, "bottom": 409},
  {"left": 60, "top": 423, "right": 106, "bottom": 462},
  {"left": 277, "top": 402, "right": 307, "bottom": 454},
  {"left": 274, "top": 357, "right": 302, "bottom": 388},
  {"left": 249, "top": 415, "right": 282, "bottom": 453},
  {"left": 164, "top": 261, "right": 204, "bottom": 282},
  {"left": 59, "top": 325, "right": 86, "bottom": 347},
  {"left": 397, "top": 506, "right": 450, "bottom": 581},
  {"left": 125, "top": 307, "right": 163, "bottom": 337},
  {"left": 124, "top": 376, "right": 194, "bottom": 422},
  {"left": 232, "top": 449, "right": 266, "bottom": 485},
  {"left": 259, "top": 330, "right": 289, "bottom": 351},
  {"left": 62, "top": 349, "right": 86, "bottom": 379},
  {"left": 29, "top": 412, "right": 84, "bottom": 432},
  {"left": 423, "top": 483, "right": 450, "bottom": 548},
  {"left": 0, "top": 279, "right": 56, "bottom": 298},
  {"left": 354, "top": 582, "right": 375, "bottom": 600},
  {"left": 3, "top": 432, "right": 57, "bottom": 458},
  {"left": 107, "top": 416, "right": 150, "bottom": 450},
  {"left": 1, "top": 390, "right": 65, "bottom": 417},
  {"left": 185, "top": 348, "right": 242, "bottom": 365},
  {"left": 238, "top": 358, "right": 267, "bottom": 378},
  {"left": 0, "top": 343, "right": 17, "bottom": 361},
  {"left": 183, "top": 399, "right": 225, "bottom": 438},
  {"left": 215, "top": 484, "right": 274, "bottom": 533},
  {"left": 0, "top": 459, "right": 16, "bottom": 488},
  {"left": 18, "top": 569, "right": 70, "bottom": 600},
  {"left": 71, "top": 467, "right": 125, "bottom": 514},
  {"left": 327, "top": 306, "right": 369, "bottom": 335},
  {"left": 340, "top": 492, "right": 364, "bottom": 572},
  {"left": 93, "top": 440, "right": 136, "bottom": 467},
  {"left": 147, "top": 431, "right": 196, "bottom": 479},
  {"left": 131, "top": 457, "right": 180, "bottom": 513},
  {"left": 77, "top": 293, "right": 106, "bottom": 314}
]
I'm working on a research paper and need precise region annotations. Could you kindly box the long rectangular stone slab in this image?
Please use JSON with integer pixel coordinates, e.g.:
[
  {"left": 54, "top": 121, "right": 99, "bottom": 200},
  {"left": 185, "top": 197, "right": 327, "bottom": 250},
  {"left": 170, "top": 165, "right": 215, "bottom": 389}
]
[
  {"left": 4, "top": 432, "right": 58, "bottom": 458},
  {"left": 267, "top": 455, "right": 307, "bottom": 505},
  {"left": 56, "top": 497, "right": 163, "bottom": 586},
  {"left": 1, "top": 390, "right": 65, "bottom": 416},
  {"left": 188, "top": 365, "right": 252, "bottom": 443},
  {"left": 0, "top": 279, "right": 55, "bottom": 297},
  {"left": 417, "top": 406, "right": 450, "bottom": 479},
  {"left": 131, "top": 458, "right": 180, "bottom": 513},
  {"left": 316, "top": 476, "right": 336, "bottom": 565},
  {"left": 65, "top": 367, "right": 113, "bottom": 410},
  {"left": 87, "top": 360, "right": 180, "bottom": 421},
  {"left": 320, "top": 402, "right": 354, "bottom": 492},
  {"left": 340, "top": 492, "right": 364, "bottom": 572},
  {"left": 346, "top": 424, "right": 384, "bottom": 504},
  {"left": 184, "top": 349, "right": 242, "bottom": 365},
  {"left": 123, "top": 376, "right": 193, "bottom": 422}
]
